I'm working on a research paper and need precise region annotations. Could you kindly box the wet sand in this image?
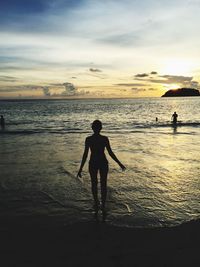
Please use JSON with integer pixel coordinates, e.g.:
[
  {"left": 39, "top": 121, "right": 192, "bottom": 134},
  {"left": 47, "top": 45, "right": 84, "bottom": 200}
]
[{"left": 0, "top": 215, "right": 199, "bottom": 267}]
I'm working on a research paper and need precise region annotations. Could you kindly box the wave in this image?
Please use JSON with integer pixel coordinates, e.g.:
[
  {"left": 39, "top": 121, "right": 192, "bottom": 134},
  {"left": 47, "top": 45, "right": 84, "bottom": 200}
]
[
  {"left": 0, "top": 129, "right": 90, "bottom": 135},
  {"left": 1, "top": 121, "right": 200, "bottom": 135},
  {"left": 0, "top": 130, "right": 43, "bottom": 135},
  {"left": 153, "top": 122, "right": 200, "bottom": 128}
]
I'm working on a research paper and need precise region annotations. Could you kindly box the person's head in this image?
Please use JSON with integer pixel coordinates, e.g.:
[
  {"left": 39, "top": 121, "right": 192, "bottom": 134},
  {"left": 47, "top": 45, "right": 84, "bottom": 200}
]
[{"left": 91, "top": 120, "right": 102, "bottom": 134}]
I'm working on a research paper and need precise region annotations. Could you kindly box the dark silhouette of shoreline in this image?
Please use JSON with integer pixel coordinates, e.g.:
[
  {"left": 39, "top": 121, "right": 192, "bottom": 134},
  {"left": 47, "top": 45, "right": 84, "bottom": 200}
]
[{"left": 0, "top": 215, "right": 199, "bottom": 267}]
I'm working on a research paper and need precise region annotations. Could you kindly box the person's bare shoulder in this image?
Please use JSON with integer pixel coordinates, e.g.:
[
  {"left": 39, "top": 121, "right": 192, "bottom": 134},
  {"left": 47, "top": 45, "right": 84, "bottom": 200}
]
[
  {"left": 100, "top": 135, "right": 109, "bottom": 143},
  {"left": 85, "top": 135, "right": 93, "bottom": 144}
]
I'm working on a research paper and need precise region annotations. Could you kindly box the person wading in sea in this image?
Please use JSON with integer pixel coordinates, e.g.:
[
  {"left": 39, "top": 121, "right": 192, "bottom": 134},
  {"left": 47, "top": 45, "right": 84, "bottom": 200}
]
[
  {"left": 77, "top": 120, "right": 125, "bottom": 219},
  {"left": 0, "top": 115, "right": 5, "bottom": 129},
  {"left": 172, "top": 111, "right": 178, "bottom": 124}
]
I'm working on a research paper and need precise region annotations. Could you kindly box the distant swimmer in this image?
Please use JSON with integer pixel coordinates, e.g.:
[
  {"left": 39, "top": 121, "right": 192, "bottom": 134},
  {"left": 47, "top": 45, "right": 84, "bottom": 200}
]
[
  {"left": 172, "top": 112, "right": 178, "bottom": 124},
  {"left": 0, "top": 115, "right": 5, "bottom": 129},
  {"left": 77, "top": 120, "right": 125, "bottom": 220},
  {"left": 156, "top": 117, "right": 158, "bottom": 122}
]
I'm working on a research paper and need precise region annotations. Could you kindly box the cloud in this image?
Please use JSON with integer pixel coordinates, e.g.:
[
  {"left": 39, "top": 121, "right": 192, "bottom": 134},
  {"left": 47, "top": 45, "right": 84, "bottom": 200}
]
[
  {"left": 135, "top": 73, "right": 149, "bottom": 78},
  {"left": 42, "top": 82, "right": 78, "bottom": 97},
  {"left": 62, "top": 82, "right": 77, "bottom": 96},
  {"left": 96, "top": 31, "right": 143, "bottom": 47},
  {"left": 134, "top": 72, "right": 157, "bottom": 79},
  {"left": 160, "top": 75, "right": 193, "bottom": 84},
  {"left": 43, "top": 87, "right": 51, "bottom": 96},
  {"left": 148, "top": 88, "right": 157, "bottom": 91},
  {"left": 89, "top": 68, "right": 102, "bottom": 72},
  {"left": 87, "top": 68, "right": 107, "bottom": 80},
  {"left": 0, "top": 82, "right": 90, "bottom": 97},
  {"left": 150, "top": 71, "right": 157, "bottom": 75},
  {"left": 131, "top": 88, "right": 146, "bottom": 93},
  {"left": 51, "top": 82, "right": 89, "bottom": 97},
  {"left": 134, "top": 74, "right": 197, "bottom": 87},
  {"left": 190, "top": 81, "right": 199, "bottom": 88},
  {"left": 39, "top": 82, "right": 78, "bottom": 97},
  {"left": 49, "top": 83, "right": 63, "bottom": 86},
  {"left": 131, "top": 71, "right": 200, "bottom": 91},
  {"left": 157, "top": 75, "right": 199, "bottom": 88},
  {"left": 0, "top": 75, "right": 19, "bottom": 82},
  {"left": 1, "top": 1, "right": 200, "bottom": 99},
  {"left": 116, "top": 83, "right": 147, "bottom": 87},
  {"left": 0, "top": 84, "right": 44, "bottom": 93}
]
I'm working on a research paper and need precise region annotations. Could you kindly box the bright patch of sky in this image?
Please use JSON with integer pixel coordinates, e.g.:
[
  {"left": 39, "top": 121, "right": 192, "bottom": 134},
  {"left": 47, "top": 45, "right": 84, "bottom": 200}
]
[{"left": 0, "top": 0, "right": 200, "bottom": 98}]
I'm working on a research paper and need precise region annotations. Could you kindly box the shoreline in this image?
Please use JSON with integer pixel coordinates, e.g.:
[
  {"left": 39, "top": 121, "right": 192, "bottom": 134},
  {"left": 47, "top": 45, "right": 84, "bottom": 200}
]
[{"left": 0, "top": 215, "right": 199, "bottom": 266}]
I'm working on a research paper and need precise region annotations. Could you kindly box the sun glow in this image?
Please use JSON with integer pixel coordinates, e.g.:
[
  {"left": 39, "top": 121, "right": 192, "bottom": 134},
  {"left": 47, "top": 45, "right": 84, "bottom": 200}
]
[
  {"left": 165, "top": 84, "right": 180, "bottom": 90},
  {"left": 162, "top": 59, "right": 194, "bottom": 76}
]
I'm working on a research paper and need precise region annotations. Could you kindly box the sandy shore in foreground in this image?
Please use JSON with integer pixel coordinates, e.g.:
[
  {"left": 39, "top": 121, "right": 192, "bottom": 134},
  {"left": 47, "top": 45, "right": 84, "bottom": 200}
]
[{"left": 0, "top": 216, "right": 199, "bottom": 267}]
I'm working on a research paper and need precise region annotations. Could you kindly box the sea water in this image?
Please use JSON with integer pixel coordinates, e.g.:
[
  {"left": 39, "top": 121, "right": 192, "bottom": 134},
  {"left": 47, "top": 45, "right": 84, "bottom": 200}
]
[{"left": 0, "top": 97, "right": 200, "bottom": 227}]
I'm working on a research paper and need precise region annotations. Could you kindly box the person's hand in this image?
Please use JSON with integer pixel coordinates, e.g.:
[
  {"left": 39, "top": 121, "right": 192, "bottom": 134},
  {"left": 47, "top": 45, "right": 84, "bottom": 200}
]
[
  {"left": 119, "top": 163, "right": 126, "bottom": 171},
  {"left": 77, "top": 170, "right": 82, "bottom": 178}
]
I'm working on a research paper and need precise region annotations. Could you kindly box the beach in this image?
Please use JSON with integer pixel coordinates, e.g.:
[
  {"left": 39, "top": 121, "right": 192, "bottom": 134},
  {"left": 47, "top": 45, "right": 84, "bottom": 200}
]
[
  {"left": 1, "top": 98, "right": 200, "bottom": 228},
  {"left": 1, "top": 1, "right": 200, "bottom": 265},
  {"left": 0, "top": 215, "right": 199, "bottom": 267},
  {"left": 0, "top": 98, "right": 200, "bottom": 266}
]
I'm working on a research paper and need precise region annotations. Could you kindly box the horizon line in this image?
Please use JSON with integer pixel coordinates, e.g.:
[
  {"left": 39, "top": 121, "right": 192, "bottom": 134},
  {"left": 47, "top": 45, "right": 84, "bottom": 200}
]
[{"left": 0, "top": 96, "right": 162, "bottom": 101}]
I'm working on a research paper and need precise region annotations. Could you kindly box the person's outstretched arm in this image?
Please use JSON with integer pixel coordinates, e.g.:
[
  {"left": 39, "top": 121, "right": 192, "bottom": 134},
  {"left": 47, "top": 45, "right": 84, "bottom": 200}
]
[
  {"left": 106, "top": 138, "right": 126, "bottom": 170},
  {"left": 77, "top": 138, "right": 89, "bottom": 178}
]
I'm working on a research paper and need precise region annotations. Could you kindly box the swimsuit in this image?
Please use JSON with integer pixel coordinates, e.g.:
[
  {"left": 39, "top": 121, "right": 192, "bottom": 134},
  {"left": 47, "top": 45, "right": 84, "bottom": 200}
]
[{"left": 89, "top": 158, "right": 108, "bottom": 173}]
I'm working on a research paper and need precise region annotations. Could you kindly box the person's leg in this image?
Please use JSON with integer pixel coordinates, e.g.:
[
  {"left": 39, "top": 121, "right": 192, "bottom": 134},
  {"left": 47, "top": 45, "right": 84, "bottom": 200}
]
[
  {"left": 99, "top": 163, "right": 108, "bottom": 210},
  {"left": 89, "top": 164, "right": 99, "bottom": 210}
]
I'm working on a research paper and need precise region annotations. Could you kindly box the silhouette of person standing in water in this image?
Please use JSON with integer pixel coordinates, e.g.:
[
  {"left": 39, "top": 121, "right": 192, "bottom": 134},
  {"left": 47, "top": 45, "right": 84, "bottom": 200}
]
[
  {"left": 172, "top": 112, "right": 178, "bottom": 124},
  {"left": 0, "top": 115, "right": 5, "bottom": 129},
  {"left": 77, "top": 120, "right": 125, "bottom": 218}
]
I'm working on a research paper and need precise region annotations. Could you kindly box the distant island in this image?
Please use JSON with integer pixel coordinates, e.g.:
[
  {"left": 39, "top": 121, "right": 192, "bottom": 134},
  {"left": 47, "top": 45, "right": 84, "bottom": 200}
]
[{"left": 162, "top": 88, "right": 200, "bottom": 97}]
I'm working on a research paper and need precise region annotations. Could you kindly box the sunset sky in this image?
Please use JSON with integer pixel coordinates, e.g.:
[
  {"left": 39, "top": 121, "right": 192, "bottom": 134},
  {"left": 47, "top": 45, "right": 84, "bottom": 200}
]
[{"left": 0, "top": 0, "right": 200, "bottom": 98}]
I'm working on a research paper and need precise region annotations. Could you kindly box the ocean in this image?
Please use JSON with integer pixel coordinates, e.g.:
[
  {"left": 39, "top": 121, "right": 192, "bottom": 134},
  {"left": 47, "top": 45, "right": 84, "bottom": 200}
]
[{"left": 0, "top": 97, "right": 200, "bottom": 227}]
